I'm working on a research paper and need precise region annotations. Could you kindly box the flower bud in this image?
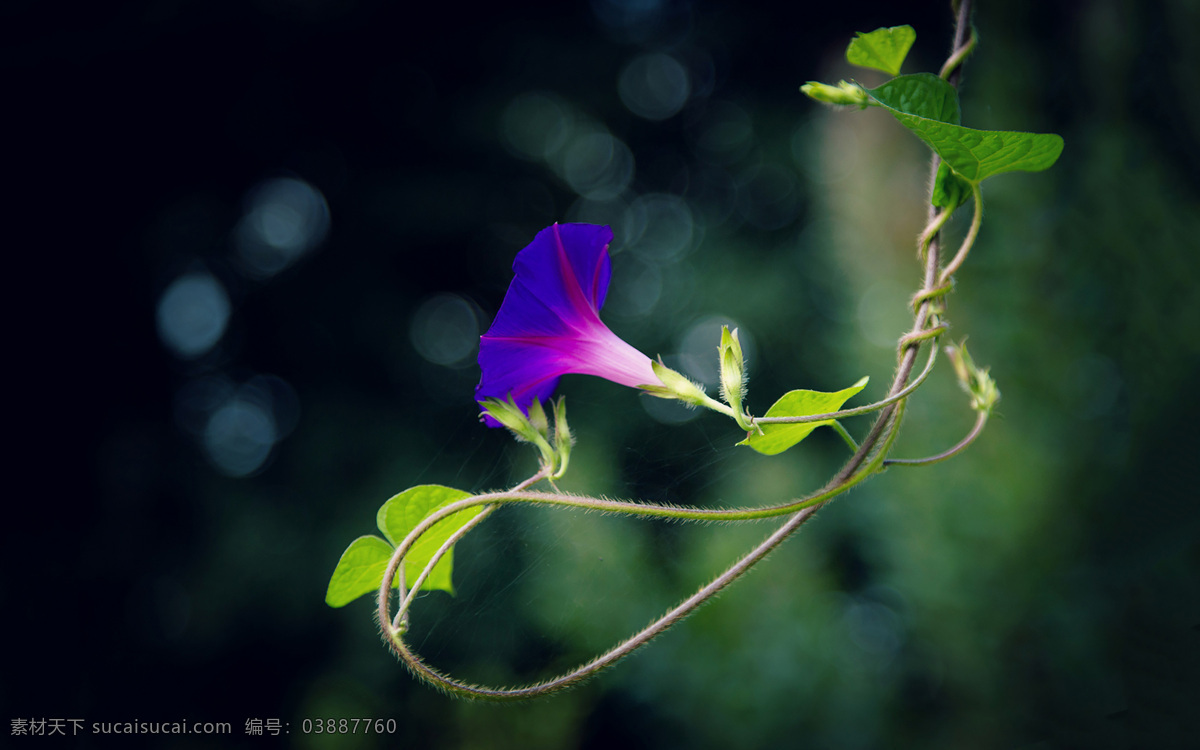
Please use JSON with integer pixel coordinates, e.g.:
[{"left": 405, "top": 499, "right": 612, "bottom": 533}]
[
  {"left": 479, "top": 397, "right": 538, "bottom": 441},
  {"left": 945, "top": 341, "right": 1000, "bottom": 414},
  {"left": 480, "top": 396, "right": 558, "bottom": 469},
  {"left": 801, "top": 80, "right": 869, "bottom": 108},
  {"left": 552, "top": 397, "right": 574, "bottom": 479},
  {"left": 527, "top": 398, "right": 550, "bottom": 440},
  {"left": 718, "top": 326, "right": 754, "bottom": 431}
]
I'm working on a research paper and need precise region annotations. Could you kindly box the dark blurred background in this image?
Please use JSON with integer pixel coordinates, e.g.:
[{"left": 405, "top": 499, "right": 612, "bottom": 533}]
[{"left": 5, "top": 0, "right": 1198, "bottom": 747}]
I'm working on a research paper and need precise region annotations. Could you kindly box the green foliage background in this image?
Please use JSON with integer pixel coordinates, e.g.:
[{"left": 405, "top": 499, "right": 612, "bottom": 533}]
[{"left": 6, "top": 1, "right": 1197, "bottom": 748}]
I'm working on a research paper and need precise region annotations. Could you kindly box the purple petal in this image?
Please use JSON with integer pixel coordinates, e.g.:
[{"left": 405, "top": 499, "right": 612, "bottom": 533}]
[
  {"left": 485, "top": 224, "right": 613, "bottom": 338},
  {"left": 476, "top": 223, "right": 659, "bottom": 426}
]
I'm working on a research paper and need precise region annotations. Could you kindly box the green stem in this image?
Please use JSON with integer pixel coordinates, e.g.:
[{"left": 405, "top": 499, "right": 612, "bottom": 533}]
[
  {"left": 696, "top": 392, "right": 738, "bottom": 419},
  {"left": 754, "top": 342, "right": 938, "bottom": 425},
  {"left": 386, "top": 500, "right": 830, "bottom": 700},
  {"left": 883, "top": 411, "right": 988, "bottom": 467},
  {"left": 394, "top": 504, "right": 498, "bottom": 628},
  {"left": 919, "top": 204, "right": 954, "bottom": 262},
  {"left": 380, "top": 457, "right": 883, "bottom": 699},
  {"left": 830, "top": 421, "right": 859, "bottom": 452},
  {"left": 939, "top": 28, "right": 977, "bottom": 80},
  {"left": 937, "top": 181, "right": 984, "bottom": 287},
  {"left": 377, "top": 468, "right": 548, "bottom": 638}
]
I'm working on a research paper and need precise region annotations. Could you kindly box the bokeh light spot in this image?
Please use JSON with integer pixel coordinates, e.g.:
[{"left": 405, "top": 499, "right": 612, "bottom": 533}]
[
  {"left": 243, "top": 374, "right": 301, "bottom": 438},
  {"left": 233, "top": 177, "right": 330, "bottom": 279},
  {"left": 410, "top": 294, "right": 481, "bottom": 367},
  {"left": 619, "top": 53, "right": 690, "bottom": 121},
  {"left": 566, "top": 196, "right": 631, "bottom": 236},
  {"left": 156, "top": 271, "right": 231, "bottom": 359},
  {"left": 203, "top": 397, "right": 276, "bottom": 477},
  {"left": 605, "top": 255, "right": 662, "bottom": 319},
  {"left": 562, "top": 130, "right": 635, "bottom": 200},
  {"left": 623, "top": 193, "right": 695, "bottom": 263},
  {"left": 184, "top": 374, "right": 298, "bottom": 478}
]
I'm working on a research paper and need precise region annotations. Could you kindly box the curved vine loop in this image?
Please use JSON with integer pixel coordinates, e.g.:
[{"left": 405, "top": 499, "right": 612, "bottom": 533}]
[{"left": 379, "top": 0, "right": 980, "bottom": 700}]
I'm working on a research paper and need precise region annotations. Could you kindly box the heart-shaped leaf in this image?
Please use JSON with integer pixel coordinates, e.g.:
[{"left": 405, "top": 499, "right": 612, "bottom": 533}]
[
  {"left": 325, "top": 535, "right": 397, "bottom": 608},
  {"left": 377, "top": 485, "right": 484, "bottom": 595}
]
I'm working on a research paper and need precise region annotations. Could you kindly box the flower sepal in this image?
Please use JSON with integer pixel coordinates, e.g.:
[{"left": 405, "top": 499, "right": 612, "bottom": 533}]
[
  {"left": 638, "top": 359, "right": 746, "bottom": 425},
  {"left": 945, "top": 340, "right": 1000, "bottom": 414},
  {"left": 480, "top": 396, "right": 556, "bottom": 468},
  {"left": 480, "top": 396, "right": 575, "bottom": 479},
  {"left": 481, "top": 396, "right": 544, "bottom": 442},
  {"left": 527, "top": 398, "right": 551, "bottom": 439},
  {"left": 639, "top": 360, "right": 709, "bottom": 407}
]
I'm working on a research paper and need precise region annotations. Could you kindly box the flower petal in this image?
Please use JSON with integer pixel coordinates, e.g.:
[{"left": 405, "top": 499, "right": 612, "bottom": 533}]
[
  {"left": 476, "top": 223, "right": 658, "bottom": 426},
  {"left": 484, "top": 224, "right": 612, "bottom": 338}
]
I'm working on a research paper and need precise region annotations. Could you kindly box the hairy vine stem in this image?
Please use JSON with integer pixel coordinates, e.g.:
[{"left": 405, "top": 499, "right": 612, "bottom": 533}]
[
  {"left": 753, "top": 342, "right": 939, "bottom": 425},
  {"left": 379, "top": 400, "right": 908, "bottom": 701},
  {"left": 883, "top": 410, "right": 988, "bottom": 467},
  {"left": 379, "top": 0, "right": 979, "bottom": 699}
]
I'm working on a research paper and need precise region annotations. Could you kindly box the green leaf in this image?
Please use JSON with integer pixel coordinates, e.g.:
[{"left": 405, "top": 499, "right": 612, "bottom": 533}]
[
  {"left": 868, "top": 73, "right": 960, "bottom": 124},
  {"left": 932, "top": 160, "right": 973, "bottom": 208},
  {"left": 325, "top": 535, "right": 397, "bottom": 608},
  {"left": 376, "top": 485, "right": 483, "bottom": 595},
  {"left": 845, "top": 25, "right": 916, "bottom": 76},
  {"left": 741, "top": 377, "right": 869, "bottom": 456},
  {"left": 888, "top": 116, "right": 1063, "bottom": 182},
  {"left": 865, "top": 76, "right": 1064, "bottom": 182}
]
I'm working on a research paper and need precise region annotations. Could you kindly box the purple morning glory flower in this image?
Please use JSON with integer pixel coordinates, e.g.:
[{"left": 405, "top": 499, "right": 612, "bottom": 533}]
[{"left": 476, "top": 223, "right": 661, "bottom": 426}]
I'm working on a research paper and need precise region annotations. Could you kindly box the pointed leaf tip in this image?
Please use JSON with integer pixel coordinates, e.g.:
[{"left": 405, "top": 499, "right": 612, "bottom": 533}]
[
  {"left": 325, "top": 535, "right": 397, "bottom": 608},
  {"left": 740, "top": 377, "right": 869, "bottom": 456},
  {"left": 866, "top": 76, "right": 1064, "bottom": 182},
  {"left": 846, "top": 25, "right": 916, "bottom": 76}
]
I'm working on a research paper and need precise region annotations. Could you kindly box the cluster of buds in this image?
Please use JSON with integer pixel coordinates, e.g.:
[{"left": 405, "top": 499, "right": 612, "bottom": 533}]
[{"left": 480, "top": 396, "right": 574, "bottom": 479}]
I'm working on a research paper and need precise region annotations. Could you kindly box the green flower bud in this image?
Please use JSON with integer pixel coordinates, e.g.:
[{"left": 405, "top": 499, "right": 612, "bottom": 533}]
[
  {"left": 718, "top": 326, "right": 754, "bottom": 432},
  {"left": 480, "top": 397, "right": 558, "bottom": 469},
  {"left": 552, "top": 397, "right": 574, "bottom": 479},
  {"left": 527, "top": 398, "right": 550, "bottom": 440},
  {"left": 801, "top": 80, "right": 869, "bottom": 108},
  {"left": 945, "top": 341, "right": 1000, "bottom": 414},
  {"left": 479, "top": 397, "right": 537, "bottom": 441}
]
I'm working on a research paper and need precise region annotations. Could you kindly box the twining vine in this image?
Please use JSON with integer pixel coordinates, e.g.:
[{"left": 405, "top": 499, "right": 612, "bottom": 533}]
[{"left": 325, "top": 0, "right": 1062, "bottom": 701}]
